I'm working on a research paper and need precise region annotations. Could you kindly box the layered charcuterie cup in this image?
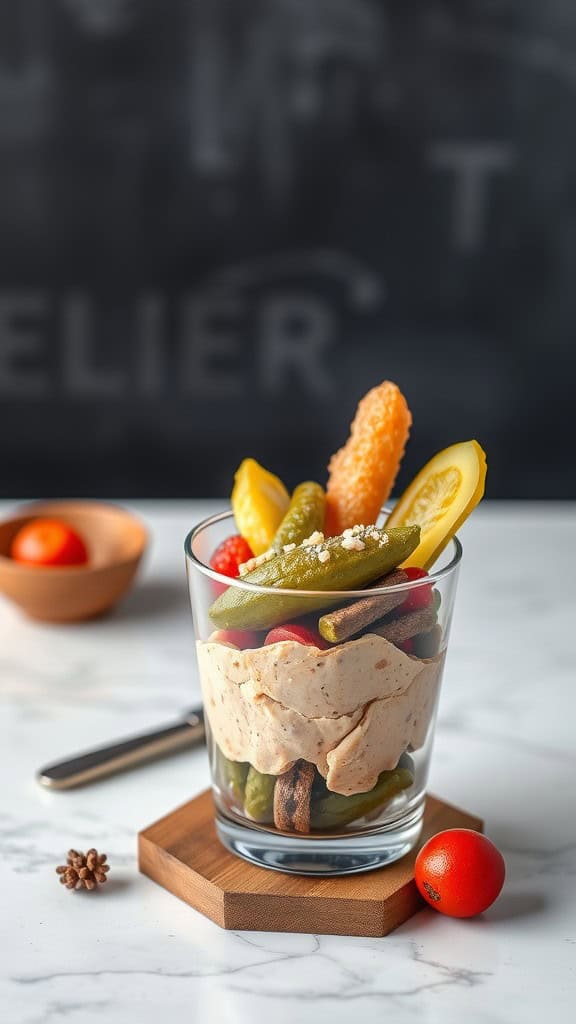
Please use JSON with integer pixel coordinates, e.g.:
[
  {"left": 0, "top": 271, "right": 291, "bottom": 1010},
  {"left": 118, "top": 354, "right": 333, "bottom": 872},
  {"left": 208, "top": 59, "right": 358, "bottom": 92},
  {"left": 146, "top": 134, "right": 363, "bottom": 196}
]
[{"left": 185, "top": 509, "right": 462, "bottom": 876}]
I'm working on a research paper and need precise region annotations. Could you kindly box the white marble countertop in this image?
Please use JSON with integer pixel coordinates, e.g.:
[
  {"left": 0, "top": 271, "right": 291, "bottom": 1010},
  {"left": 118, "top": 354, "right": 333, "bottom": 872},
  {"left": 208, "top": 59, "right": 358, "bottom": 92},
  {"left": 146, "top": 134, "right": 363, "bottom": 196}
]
[{"left": 1, "top": 500, "right": 574, "bottom": 1024}]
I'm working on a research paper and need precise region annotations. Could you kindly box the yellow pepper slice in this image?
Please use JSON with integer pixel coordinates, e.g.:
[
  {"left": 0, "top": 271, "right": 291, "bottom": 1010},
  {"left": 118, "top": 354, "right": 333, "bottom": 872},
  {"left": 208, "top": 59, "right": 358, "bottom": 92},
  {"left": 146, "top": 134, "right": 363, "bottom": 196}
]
[
  {"left": 231, "top": 458, "right": 290, "bottom": 555},
  {"left": 385, "top": 440, "right": 487, "bottom": 568}
]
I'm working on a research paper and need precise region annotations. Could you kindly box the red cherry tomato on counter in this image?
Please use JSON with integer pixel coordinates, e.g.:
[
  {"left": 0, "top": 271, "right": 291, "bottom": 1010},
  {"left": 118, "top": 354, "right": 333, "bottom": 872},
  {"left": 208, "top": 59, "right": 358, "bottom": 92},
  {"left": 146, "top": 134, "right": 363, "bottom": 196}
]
[
  {"left": 11, "top": 519, "right": 88, "bottom": 567},
  {"left": 415, "top": 829, "right": 505, "bottom": 918},
  {"left": 264, "top": 624, "right": 329, "bottom": 649},
  {"left": 399, "top": 567, "right": 433, "bottom": 612}
]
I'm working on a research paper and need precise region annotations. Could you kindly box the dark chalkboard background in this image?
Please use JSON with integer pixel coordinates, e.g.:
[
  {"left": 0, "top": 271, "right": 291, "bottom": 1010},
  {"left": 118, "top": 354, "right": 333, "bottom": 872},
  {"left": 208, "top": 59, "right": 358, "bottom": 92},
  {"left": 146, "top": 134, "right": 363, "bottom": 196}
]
[{"left": 0, "top": 0, "right": 573, "bottom": 499}]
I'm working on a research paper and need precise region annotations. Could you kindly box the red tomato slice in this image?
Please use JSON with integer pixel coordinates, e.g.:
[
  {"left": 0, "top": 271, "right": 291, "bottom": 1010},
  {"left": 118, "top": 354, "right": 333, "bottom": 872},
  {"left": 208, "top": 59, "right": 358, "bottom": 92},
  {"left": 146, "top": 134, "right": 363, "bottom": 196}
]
[
  {"left": 264, "top": 624, "right": 329, "bottom": 649},
  {"left": 399, "top": 567, "right": 433, "bottom": 612},
  {"left": 211, "top": 629, "right": 259, "bottom": 650}
]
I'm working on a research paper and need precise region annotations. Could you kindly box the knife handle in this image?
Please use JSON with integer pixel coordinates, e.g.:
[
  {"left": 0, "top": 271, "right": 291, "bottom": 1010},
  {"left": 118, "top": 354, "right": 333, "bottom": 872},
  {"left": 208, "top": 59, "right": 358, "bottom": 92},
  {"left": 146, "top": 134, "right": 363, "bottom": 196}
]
[{"left": 37, "top": 709, "right": 205, "bottom": 789}]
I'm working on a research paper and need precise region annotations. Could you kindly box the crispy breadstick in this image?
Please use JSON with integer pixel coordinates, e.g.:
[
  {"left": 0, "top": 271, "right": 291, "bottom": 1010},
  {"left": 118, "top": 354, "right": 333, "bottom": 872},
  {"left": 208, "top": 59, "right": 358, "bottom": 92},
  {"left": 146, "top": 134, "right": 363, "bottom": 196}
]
[
  {"left": 326, "top": 381, "right": 412, "bottom": 534},
  {"left": 318, "top": 569, "right": 409, "bottom": 643},
  {"left": 273, "top": 761, "right": 315, "bottom": 834},
  {"left": 372, "top": 607, "right": 437, "bottom": 644}
]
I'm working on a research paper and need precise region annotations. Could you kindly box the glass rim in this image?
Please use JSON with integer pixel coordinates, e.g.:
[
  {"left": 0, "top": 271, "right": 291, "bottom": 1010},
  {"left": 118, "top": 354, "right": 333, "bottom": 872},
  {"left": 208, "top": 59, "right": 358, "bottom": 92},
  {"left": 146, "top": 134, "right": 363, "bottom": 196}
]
[{"left": 184, "top": 508, "right": 462, "bottom": 599}]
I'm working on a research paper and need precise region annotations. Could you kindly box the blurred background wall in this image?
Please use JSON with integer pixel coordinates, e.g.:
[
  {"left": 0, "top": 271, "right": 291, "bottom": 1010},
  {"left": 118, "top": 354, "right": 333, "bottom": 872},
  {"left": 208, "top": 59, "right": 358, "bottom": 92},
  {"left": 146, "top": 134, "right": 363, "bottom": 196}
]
[{"left": 0, "top": 0, "right": 573, "bottom": 499}]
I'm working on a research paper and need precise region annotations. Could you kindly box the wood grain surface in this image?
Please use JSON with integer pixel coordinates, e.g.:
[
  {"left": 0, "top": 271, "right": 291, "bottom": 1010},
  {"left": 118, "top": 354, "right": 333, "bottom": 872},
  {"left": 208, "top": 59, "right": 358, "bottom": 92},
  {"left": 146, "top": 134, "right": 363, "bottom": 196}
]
[{"left": 139, "top": 790, "right": 483, "bottom": 936}]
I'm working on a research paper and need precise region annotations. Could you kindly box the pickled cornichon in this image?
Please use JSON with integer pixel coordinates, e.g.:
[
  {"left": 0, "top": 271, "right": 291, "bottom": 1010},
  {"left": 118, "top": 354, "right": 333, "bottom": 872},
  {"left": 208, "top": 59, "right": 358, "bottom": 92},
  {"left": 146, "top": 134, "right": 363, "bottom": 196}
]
[
  {"left": 272, "top": 481, "right": 326, "bottom": 553},
  {"left": 209, "top": 525, "right": 421, "bottom": 631},
  {"left": 243, "top": 766, "right": 276, "bottom": 823},
  {"left": 310, "top": 767, "right": 413, "bottom": 830},
  {"left": 217, "top": 750, "right": 249, "bottom": 805}
]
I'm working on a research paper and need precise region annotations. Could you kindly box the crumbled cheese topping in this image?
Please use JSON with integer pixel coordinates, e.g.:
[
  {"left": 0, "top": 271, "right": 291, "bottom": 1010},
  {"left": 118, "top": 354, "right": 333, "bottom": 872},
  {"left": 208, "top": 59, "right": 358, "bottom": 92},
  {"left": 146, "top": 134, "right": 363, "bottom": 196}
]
[
  {"left": 341, "top": 524, "right": 389, "bottom": 547},
  {"left": 238, "top": 547, "right": 276, "bottom": 576},
  {"left": 317, "top": 548, "right": 330, "bottom": 563},
  {"left": 343, "top": 524, "right": 369, "bottom": 539},
  {"left": 302, "top": 530, "right": 325, "bottom": 547},
  {"left": 341, "top": 537, "right": 366, "bottom": 552},
  {"left": 283, "top": 543, "right": 296, "bottom": 553}
]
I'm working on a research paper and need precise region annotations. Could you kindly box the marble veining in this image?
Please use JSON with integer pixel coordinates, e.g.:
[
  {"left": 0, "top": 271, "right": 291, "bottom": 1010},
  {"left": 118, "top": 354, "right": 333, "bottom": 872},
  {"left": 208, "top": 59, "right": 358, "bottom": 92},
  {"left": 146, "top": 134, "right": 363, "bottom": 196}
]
[{"left": 1, "top": 500, "right": 575, "bottom": 1024}]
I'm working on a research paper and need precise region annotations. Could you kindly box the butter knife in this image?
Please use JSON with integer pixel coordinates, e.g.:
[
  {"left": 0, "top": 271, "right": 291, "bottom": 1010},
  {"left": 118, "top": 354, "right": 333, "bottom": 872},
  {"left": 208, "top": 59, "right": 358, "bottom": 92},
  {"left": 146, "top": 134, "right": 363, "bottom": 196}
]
[{"left": 36, "top": 707, "right": 205, "bottom": 789}]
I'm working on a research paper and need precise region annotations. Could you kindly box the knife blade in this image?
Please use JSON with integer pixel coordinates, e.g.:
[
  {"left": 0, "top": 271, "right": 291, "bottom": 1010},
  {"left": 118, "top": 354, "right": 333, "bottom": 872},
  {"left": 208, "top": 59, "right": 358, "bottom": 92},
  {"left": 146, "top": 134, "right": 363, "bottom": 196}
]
[{"left": 36, "top": 707, "right": 205, "bottom": 789}]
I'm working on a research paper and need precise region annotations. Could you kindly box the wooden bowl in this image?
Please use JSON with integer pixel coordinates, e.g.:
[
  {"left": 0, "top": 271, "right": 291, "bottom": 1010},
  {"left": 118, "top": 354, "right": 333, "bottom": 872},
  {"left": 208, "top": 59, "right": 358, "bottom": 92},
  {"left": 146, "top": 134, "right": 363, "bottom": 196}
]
[{"left": 0, "top": 501, "right": 148, "bottom": 622}]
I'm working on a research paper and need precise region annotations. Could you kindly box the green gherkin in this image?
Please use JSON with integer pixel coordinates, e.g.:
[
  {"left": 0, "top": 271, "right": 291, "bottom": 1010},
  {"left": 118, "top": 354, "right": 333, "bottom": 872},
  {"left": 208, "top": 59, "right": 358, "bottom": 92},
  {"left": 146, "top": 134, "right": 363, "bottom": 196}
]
[
  {"left": 243, "top": 766, "right": 276, "bottom": 822},
  {"left": 272, "top": 481, "right": 326, "bottom": 552},
  {"left": 209, "top": 525, "right": 420, "bottom": 631},
  {"left": 217, "top": 750, "right": 249, "bottom": 805},
  {"left": 310, "top": 767, "right": 414, "bottom": 830}
]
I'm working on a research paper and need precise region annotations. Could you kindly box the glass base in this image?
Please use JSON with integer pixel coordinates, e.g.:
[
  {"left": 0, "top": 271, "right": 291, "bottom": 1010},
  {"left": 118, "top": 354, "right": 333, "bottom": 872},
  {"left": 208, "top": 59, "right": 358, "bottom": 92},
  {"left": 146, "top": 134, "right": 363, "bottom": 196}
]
[{"left": 215, "top": 799, "right": 425, "bottom": 877}]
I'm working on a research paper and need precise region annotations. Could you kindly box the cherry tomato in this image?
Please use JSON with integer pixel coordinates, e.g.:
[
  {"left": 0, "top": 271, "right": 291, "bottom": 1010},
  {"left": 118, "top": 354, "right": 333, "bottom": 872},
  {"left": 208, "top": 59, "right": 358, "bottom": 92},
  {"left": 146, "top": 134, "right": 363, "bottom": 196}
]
[
  {"left": 209, "top": 535, "right": 254, "bottom": 599},
  {"left": 210, "top": 535, "right": 254, "bottom": 579},
  {"left": 415, "top": 829, "right": 505, "bottom": 918},
  {"left": 11, "top": 519, "right": 88, "bottom": 567},
  {"left": 400, "top": 567, "right": 433, "bottom": 612},
  {"left": 264, "top": 624, "right": 329, "bottom": 648},
  {"left": 211, "top": 629, "right": 259, "bottom": 650}
]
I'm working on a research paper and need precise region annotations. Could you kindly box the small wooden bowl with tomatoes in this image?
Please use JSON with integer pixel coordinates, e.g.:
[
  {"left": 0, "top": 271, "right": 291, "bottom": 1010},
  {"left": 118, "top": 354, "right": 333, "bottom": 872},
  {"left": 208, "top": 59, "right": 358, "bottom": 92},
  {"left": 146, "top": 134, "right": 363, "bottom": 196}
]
[{"left": 0, "top": 501, "right": 148, "bottom": 622}]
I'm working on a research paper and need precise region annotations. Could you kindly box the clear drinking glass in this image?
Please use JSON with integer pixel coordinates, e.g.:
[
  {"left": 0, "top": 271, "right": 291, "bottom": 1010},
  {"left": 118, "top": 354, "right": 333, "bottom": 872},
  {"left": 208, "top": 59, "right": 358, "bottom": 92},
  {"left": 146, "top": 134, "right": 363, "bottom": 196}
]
[{"left": 185, "top": 510, "right": 461, "bottom": 876}]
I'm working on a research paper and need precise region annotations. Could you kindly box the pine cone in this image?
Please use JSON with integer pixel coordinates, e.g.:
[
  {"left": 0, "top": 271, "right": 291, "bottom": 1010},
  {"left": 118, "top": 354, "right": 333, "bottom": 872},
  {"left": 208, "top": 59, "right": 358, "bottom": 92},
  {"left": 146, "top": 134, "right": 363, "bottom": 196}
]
[{"left": 56, "top": 848, "right": 110, "bottom": 891}]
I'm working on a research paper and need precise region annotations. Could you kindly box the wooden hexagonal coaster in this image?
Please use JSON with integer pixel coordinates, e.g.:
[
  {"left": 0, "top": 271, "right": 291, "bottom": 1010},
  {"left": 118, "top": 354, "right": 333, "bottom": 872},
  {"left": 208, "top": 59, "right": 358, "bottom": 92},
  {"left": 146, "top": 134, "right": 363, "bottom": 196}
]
[{"left": 138, "top": 790, "right": 482, "bottom": 937}]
